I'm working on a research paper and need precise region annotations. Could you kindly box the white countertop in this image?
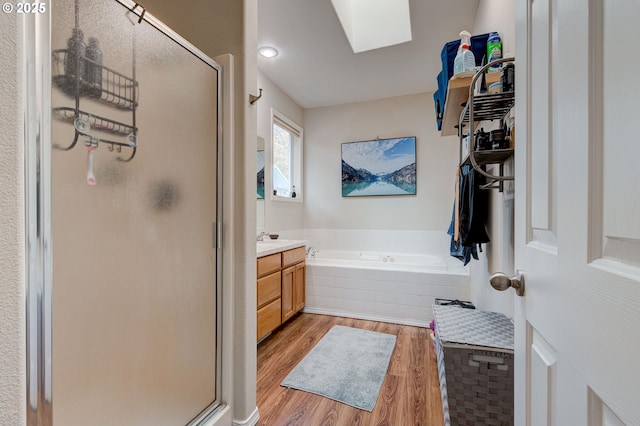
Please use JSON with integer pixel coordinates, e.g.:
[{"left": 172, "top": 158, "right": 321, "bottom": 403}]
[{"left": 256, "top": 239, "right": 307, "bottom": 257}]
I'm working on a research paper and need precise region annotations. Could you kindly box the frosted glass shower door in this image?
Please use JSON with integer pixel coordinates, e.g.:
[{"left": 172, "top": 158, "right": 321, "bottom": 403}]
[{"left": 50, "top": 2, "right": 221, "bottom": 425}]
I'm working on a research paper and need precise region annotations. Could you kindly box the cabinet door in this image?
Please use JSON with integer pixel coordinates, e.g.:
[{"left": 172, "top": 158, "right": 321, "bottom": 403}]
[
  {"left": 281, "top": 265, "right": 295, "bottom": 322},
  {"left": 293, "top": 262, "right": 305, "bottom": 312}
]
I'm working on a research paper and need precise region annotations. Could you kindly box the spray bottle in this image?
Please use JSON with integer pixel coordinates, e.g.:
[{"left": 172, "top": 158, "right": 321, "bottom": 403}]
[{"left": 453, "top": 30, "right": 476, "bottom": 75}]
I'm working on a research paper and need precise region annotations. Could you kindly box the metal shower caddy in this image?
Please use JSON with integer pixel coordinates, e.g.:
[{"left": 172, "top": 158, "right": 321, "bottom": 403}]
[{"left": 52, "top": 0, "right": 139, "bottom": 161}]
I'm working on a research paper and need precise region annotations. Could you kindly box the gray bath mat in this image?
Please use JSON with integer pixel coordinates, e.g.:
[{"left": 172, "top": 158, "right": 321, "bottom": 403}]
[{"left": 281, "top": 325, "right": 396, "bottom": 411}]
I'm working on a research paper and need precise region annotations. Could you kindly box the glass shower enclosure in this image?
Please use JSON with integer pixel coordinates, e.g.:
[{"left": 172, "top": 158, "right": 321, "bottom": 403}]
[{"left": 28, "top": 1, "right": 223, "bottom": 424}]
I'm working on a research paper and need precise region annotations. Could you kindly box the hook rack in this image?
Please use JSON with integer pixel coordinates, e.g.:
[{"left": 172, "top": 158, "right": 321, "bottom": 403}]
[
  {"left": 129, "top": 3, "right": 146, "bottom": 24},
  {"left": 52, "top": 0, "right": 139, "bottom": 162},
  {"left": 249, "top": 88, "right": 263, "bottom": 105}
]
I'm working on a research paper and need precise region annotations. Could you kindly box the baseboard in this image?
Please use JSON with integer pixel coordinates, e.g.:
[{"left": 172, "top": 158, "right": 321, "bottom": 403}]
[
  {"left": 233, "top": 406, "right": 259, "bottom": 426},
  {"left": 302, "top": 307, "right": 430, "bottom": 328}
]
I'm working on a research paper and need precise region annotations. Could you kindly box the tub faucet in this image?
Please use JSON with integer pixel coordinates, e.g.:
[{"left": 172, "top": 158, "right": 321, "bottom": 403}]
[
  {"left": 306, "top": 246, "right": 318, "bottom": 259},
  {"left": 257, "top": 231, "right": 269, "bottom": 241}
]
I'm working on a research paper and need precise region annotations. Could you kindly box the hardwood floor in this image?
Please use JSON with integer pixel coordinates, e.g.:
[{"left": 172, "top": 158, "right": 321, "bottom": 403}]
[{"left": 256, "top": 313, "right": 444, "bottom": 426}]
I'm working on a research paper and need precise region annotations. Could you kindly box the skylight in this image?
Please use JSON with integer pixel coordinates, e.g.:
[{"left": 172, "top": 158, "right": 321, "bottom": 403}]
[{"left": 331, "top": 0, "right": 412, "bottom": 53}]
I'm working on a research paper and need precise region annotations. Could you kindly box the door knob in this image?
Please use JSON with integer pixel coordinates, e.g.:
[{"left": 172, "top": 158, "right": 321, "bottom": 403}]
[{"left": 489, "top": 270, "right": 525, "bottom": 296}]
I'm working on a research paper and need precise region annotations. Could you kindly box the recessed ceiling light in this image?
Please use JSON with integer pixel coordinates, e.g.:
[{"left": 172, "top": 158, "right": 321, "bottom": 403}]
[
  {"left": 258, "top": 46, "right": 279, "bottom": 58},
  {"left": 331, "top": 0, "right": 412, "bottom": 53}
]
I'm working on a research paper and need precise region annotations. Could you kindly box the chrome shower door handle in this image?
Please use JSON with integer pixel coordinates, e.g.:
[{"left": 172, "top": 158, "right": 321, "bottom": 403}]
[{"left": 489, "top": 270, "right": 525, "bottom": 297}]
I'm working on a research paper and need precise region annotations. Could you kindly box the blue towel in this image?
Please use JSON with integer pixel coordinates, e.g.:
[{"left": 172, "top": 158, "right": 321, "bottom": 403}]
[{"left": 448, "top": 202, "right": 478, "bottom": 266}]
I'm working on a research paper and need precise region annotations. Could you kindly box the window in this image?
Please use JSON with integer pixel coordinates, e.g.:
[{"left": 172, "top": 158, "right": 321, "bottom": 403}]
[{"left": 271, "top": 109, "right": 303, "bottom": 201}]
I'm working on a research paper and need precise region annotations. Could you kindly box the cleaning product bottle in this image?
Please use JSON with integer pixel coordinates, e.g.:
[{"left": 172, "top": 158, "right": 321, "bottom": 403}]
[
  {"left": 64, "top": 28, "right": 85, "bottom": 96},
  {"left": 64, "top": 28, "right": 85, "bottom": 77},
  {"left": 453, "top": 30, "right": 476, "bottom": 75},
  {"left": 486, "top": 32, "right": 502, "bottom": 72},
  {"left": 85, "top": 37, "right": 103, "bottom": 98}
]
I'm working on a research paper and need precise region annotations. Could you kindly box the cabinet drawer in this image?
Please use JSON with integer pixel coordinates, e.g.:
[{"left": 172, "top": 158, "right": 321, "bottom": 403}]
[
  {"left": 257, "top": 298, "right": 281, "bottom": 340},
  {"left": 257, "top": 253, "right": 281, "bottom": 278},
  {"left": 283, "top": 246, "right": 305, "bottom": 268},
  {"left": 257, "top": 271, "right": 281, "bottom": 309}
]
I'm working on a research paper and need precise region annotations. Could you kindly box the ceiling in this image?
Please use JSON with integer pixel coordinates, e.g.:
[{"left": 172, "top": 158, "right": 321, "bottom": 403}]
[{"left": 257, "top": 0, "right": 480, "bottom": 109}]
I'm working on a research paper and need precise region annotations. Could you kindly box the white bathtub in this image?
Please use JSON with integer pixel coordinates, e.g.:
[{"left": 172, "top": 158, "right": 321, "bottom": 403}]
[
  {"left": 309, "top": 250, "right": 448, "bottom": 272},
  {"left": 305, "top": 248, "right": 470, "bottom": 327}
]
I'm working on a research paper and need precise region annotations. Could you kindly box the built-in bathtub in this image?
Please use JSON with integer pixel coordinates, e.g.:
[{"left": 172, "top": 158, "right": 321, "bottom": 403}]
[
  {"left": 308, "top": 250, "right": 448, "bottom": 272},
  {"left": 304, "top": 244, "right": 470, "bottom": 327}
]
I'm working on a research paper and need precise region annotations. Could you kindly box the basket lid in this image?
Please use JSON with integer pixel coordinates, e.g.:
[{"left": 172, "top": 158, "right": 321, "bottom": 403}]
[{"left": 433, "top": 305, "right": 514, "bottom": 350}]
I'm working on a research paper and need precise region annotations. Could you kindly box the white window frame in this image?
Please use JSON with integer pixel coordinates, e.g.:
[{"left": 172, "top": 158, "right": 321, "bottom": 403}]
[{"left": 270, "top": 108, "right": 303, "bottom": 203}]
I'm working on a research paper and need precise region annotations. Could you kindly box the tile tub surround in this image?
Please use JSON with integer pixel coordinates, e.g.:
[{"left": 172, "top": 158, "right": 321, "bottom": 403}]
[
  {"left": 301, "top": 229, "right": 470, "bottom": 327},
  {"left": 303, "top": 229, "right": 461, "bottom": 261}
]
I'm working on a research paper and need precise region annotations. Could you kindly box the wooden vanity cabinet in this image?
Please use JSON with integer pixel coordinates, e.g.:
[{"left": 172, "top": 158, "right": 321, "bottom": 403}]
[{"left": 257, "top": 246, "right": 306, "bottom": 342}]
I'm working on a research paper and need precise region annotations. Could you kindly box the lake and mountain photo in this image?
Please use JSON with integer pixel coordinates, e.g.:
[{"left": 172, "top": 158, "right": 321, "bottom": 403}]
[{"left": 341, "top": 137, "right": 416, "bottom": 197}]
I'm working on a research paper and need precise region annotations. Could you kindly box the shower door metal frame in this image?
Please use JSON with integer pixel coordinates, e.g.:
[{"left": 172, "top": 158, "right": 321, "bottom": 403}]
[{"left": 24, "top": 2, "right": 225, "bottom": 424}]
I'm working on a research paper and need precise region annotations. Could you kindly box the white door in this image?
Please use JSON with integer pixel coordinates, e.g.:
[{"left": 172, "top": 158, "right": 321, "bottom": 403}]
[{"left": 514, "top": 0, "right": 640, "bottom": 425}]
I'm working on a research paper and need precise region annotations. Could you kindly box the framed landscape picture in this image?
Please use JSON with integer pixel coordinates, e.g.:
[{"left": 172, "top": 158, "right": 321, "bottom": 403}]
[
  {"left": 341, "top": 136, "right": 416, "bottom": 197},
  {"left": 257, "top": 150, "right": 265, "bottom": 199}
]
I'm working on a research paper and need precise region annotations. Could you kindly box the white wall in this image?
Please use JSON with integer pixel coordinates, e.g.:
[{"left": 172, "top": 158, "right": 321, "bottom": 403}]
[
  {"left": 0, "top": 13, "right": 26, "bottom": 426},
  {"left": 303, "top": 92, "right": 458, "bottom": 232},
  {"left": 469, "top": 0, "right": 516, "bottom": 317},
  {"left": 474, "top": 0, "right": 516, "bottom": 57},
  {"left": 256, "top": 71, "right": 304, "bottom": 235}
]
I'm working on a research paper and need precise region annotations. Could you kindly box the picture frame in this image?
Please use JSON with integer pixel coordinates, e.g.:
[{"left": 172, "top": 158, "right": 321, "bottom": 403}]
[
  {"left": 341, "top": 136, "right": 416, "bottom": 197},
  {"left": 257, "top": 149, "right": 265, "bottom": 199}
]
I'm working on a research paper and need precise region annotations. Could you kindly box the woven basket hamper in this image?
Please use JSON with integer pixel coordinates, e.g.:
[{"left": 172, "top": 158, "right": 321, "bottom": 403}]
[{"left": 433, "top": 305, "right": 514, "bottom": 426}]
